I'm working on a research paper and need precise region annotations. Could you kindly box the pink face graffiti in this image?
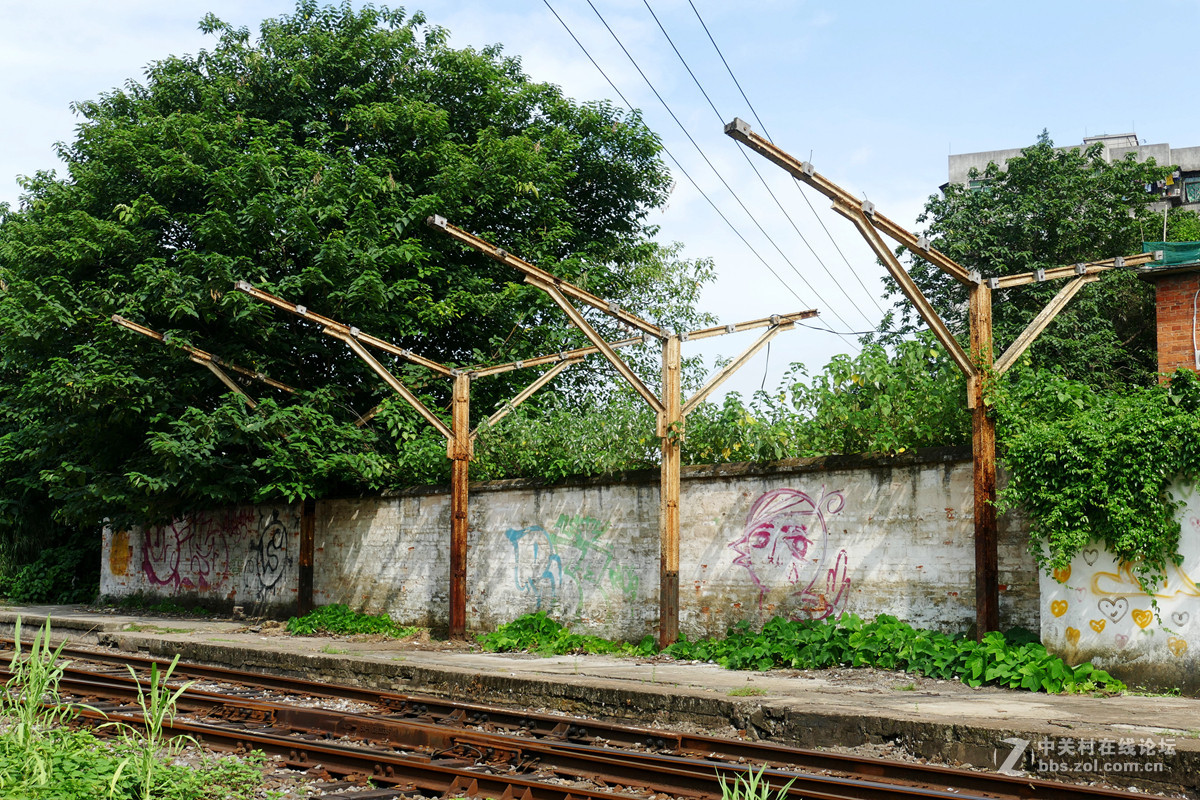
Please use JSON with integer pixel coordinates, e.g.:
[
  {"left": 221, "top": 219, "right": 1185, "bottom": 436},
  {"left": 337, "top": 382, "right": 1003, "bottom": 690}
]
[{"left": 730, "top": 487, "right": 851, "bottom": 620}]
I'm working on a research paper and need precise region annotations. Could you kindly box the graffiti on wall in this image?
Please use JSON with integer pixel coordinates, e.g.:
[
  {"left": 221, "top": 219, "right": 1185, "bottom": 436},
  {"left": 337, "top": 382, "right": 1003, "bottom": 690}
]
[
  {"left": 1043, "top": 483, "right": 1200, "bottom": 661},
  {"left": 245, "top": 509, "right": 294, "bottom": 599},
  {"left": 505, "top": 514, "right": 639, "bottom": 612},
  {"left": 136, "top": 507, "right": 296, "bottom": 598},
  {"left": 730, "top": 487, "right": 851, "bottom": 620},
  {"left": 142, "top": 510, "right": 245, "bottom": 591}
]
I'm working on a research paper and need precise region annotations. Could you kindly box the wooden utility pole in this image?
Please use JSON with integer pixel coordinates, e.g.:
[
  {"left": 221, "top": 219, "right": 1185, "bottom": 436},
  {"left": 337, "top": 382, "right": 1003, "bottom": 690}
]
[
  {"left": 233, "top": 281, "right": 643, "bottom": 639},
  {"left": 428, "top": 215, "right": 816, "bottom": 646},
  {"left": 449, "top": 373, "right": 471, "bottom": 637},
  {"left": 968, "top": 283, "right": 998, "bottom": 633},
  {"left": 659, "top": 335, "right": 682, "bottom": 642},
  {"left": 725, "top": 117, "right": 1158, "bottom": 636}
]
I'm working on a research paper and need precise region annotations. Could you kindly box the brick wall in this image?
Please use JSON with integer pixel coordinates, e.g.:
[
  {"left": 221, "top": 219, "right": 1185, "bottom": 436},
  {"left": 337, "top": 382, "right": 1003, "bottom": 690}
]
[{"left": 1154, "top": 271, "right": 1200, "bottom": 374}]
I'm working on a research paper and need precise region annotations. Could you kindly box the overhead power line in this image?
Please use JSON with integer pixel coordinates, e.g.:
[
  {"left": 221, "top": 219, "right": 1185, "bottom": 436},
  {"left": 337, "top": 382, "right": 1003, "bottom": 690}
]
[
  {"left": 540, "top": 0, "right": 812, "bottom": 313},
  {"left": 684, "top": 0, "right": 887, "bottom": 316},
  {"left": 578, "top": 0, "right": 863, "bottom": 341},
  {"left": 641, "top": 0, "right": 883, "bottom": 324}
]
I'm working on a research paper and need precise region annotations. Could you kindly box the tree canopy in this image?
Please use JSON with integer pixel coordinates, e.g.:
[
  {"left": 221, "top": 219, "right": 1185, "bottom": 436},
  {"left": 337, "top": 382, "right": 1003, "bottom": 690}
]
[
  {"left": 884, "top": 133, "right": 1173, "bottom": 388},
  {"left": 0, "top": 1, "right": 705, "bottom": 535}
]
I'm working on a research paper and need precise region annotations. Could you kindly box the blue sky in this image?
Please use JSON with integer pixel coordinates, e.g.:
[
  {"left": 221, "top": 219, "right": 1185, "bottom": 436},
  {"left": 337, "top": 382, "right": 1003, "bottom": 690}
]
[{"left": 3, "top": 1, "right": 1198, "bottom": 398}]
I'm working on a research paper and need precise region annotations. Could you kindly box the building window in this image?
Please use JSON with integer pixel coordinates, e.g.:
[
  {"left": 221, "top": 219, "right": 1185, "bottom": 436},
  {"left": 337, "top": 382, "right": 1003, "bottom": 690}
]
[{"left": 1184, "top": 176, "right": 1200, "bottom": 205}]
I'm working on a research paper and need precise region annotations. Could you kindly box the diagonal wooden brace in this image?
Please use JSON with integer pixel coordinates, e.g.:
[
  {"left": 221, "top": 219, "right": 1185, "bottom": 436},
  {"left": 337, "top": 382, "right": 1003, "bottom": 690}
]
[
  {"left": 328, "top": 329, "right": 454, "bottom": 442},
  {"left": 833, "top": 201, "right": 976, "bottom": 379},
  {"left": 533, "top": 278, "right": 665, "bottom": 414},
  {"left": 994, "top": 274, "right": 1099, "bottom": 375}
]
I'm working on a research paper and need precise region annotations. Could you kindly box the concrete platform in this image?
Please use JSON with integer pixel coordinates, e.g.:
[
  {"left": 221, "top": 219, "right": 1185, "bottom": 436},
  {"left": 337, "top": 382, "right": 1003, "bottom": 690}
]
[{"left": 2, "top": 605, "right": 1197, "bottom": 796}]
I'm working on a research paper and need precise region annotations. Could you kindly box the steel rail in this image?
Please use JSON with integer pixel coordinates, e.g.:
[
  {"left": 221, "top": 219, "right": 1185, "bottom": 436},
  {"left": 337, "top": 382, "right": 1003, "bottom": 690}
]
[
  {"left": 36, "top": 667, "right": 1006, "bottom": 800},
  {"left": 12, "top": 643, "right": 1147, "bottom": 800}
]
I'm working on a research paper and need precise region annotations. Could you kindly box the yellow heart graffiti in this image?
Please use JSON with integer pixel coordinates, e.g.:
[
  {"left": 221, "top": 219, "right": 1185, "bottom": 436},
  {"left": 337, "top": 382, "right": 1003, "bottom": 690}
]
[
  {"left": 1131, "top": 608, "right": 1154, "bottom": 629},
  {"left": 1065, "top": 627, "right": 1081, "bottom": 646},
  {"left": 1053, "top": 566, "right": 1071, "bottom": 583},
  {"left": 1089, "top": 619, "right": 1106, "bottom": 633},
  {"left": 1168, "top": 637, "right": 1188, "bottom": 658},
  {"left": 1050, "top": 599, "right": 1069, "bottom": 617}
]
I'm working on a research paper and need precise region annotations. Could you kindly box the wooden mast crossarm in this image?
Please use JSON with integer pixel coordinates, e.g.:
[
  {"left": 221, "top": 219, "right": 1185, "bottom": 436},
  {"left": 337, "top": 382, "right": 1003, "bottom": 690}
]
[
  {"left": 832, "top": 202, "right": 977, "bottom": 378},
  {"left": 724, "top": 118, "right": 975, "bottom": 286},
  {"left": 683, "top": 323, "right": 792, "bottom": 417},
  {"left": 233, "top": 281, "right": 455, "bottom": 378},
  {"left": 426, "top": 215, "right": 670, "bottom": 340},
  {"left": 991, "top": 252, "right": 1158, "bottom": 289},
  {"left": 468, "top": 335, "right": 645, "bottom": 378},
  {"left": 194, "top": 359, "right": 257, "bottom": 408},
  {"left": 111, "top": 314, "right": 298, "bottom": 395},
  {"left": 324, "top": 329, "right": 454, "bottom": 442},
  {"left": 683, "top": 309, "right": 817, "bottom": 341}
]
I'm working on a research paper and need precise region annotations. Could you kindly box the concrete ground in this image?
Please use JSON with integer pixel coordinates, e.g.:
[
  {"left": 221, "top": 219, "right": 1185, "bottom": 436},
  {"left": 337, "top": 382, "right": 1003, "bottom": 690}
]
[{"left": 1, "top": 604, "right": 1197, "bottom": 796}]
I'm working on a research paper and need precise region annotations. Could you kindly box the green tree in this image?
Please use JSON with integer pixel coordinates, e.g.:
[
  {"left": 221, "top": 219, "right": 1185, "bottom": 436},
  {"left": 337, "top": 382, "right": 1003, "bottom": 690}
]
[
  {"left": 884, "top": 132, "right": 1171, "bottom": 388},
  {"left": 0, "top": 2, "right": 697, "bottom": 539}
]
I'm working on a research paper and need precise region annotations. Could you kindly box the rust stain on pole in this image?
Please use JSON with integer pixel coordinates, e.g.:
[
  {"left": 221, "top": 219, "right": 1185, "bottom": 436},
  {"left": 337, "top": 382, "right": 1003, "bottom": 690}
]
[
  {"left": 449, "top": 373, "right": 471, "bottom": 640},
  {"left": 659, "top": 335, "right": 682, "bottom": 648},
  {"left": 969, "top": 283, "right": 999, "bottom": 637},
  {"left": 298, "top": 498, "right": 316, "bottom": 617}
]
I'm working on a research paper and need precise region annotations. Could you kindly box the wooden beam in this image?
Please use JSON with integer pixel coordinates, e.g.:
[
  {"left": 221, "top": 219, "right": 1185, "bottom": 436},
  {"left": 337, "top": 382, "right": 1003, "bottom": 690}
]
[
  {"left": 724, "top": 118, "right": 975, "bottom": 286},
  {"left": 426, "top": 216, "right": 669, "bottom": 340},
  {"left": 683, "top": 309, "right": 817, "bottom": 342},
  {"left": 330, "top": 330, "right": 453, "bottom": 441},
  {"left": 478, "top": 359, "right": 578, "bottom": 434},
  {"left": 468, "top": 336, "right": 643, "bottom": 378},
  {"left": 658, "top": 334, "right": 682, "bottom": 648},
  {"left": 969, "top": 282, "right": 999, "bottom": 637},
  {"left": 994, "top": 274, "right": 1099, "bottom": 375},
  {"left": 449, "top": 372, "right": 471, "bottom": 641},
  {"left": 534, "top": 279, "right": 665, "bottom": 414},
  {"left": 683, "top": 324, "right": 789, "bottom": 416},
  {"left": 112, "top": 315, "right": 297, "bottom": 394},
  {"left": 194, "top": 358, "right": 257, "bottom": 408},
  {"left": 992, "top": 252, "right": 1157, "bottom": 289},
  {"left": 298, "top": 499, "right": 316, "bottom": 617},
  {"left": 833, "top": 202, "right": 976, "bottom": 378},
  {"left": 234, "top": 281, "right": 455, "bottom": 377}
]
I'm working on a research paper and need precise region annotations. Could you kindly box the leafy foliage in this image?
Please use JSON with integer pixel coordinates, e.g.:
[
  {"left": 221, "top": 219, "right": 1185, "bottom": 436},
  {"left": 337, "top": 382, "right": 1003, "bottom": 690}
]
[
  {"left": 286, "top": 603, "right": 417, "bottom": 637},
  {"left": 886, "top": 132, "right": 1171, "bottom": 388},
  {"left": 683, "top": 332, "right": 969, "bottom": 463},
  {"left": 996, "top": 366, "right": 1200, "bottom": 591},
  {"left": 0, "top": 1, "right": 683, "bottom": 536},
  {"left": 665, "top": 615, "right": 1124, "bottom": 694},
  {"left": 477, "top": 611, "right": 656, "bottom": 656},
  {"left": 0, "top": 530, "right": 98, "bottom": 603}
]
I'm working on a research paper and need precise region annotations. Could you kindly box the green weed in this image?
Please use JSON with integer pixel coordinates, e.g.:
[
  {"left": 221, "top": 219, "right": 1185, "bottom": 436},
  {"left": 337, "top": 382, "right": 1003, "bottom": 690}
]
[
  {"left": 478, "top": 612, "right": 656, "bottom": 656},
  {"left": 286, "top": 604, "right": 417, "bottom": 638},
  {"left": 726, "top": 686, "right": 767, "bottom": 697},
  {"left": 665, "top": 614, "right": 1126, "bottom": 695},
  {"left": 718, "top": 763, "right": 794, "bottom": 800}
]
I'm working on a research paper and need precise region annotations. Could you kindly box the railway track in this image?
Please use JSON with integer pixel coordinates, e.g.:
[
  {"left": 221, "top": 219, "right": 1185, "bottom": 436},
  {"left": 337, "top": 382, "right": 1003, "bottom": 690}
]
[{"left": 1, "top": 639, "right": 1159, "bottom": 800}]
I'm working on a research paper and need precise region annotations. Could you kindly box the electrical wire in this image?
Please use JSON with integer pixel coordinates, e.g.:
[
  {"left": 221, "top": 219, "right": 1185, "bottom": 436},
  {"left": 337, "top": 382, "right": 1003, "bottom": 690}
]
[
  {"left": 685, "top": 0, "right": 886, "bottom": 315},
  {"left": 541, "top": 0, "right": 813, "bottom": 314},
  {"left": 580, "top": 0, "right": 863, "bottom": 342},
  {"left": 642, "top": 0, "right": 882, "bottom": 324}
]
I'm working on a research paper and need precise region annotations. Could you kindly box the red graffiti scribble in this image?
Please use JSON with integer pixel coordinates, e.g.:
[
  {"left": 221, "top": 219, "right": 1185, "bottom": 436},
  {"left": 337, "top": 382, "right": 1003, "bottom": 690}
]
[{"left": 141, "top": 509, "right": 252, "bottom": 591}]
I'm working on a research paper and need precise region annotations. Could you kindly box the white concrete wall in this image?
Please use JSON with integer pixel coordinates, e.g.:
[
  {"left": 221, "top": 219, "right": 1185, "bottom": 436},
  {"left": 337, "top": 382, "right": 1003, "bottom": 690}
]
[
  {"left": 100, "top": 504, "right": 301, "bottom": 615},
  {"left": 1040, "top": 480, "right": 1200, "bottom": 692},
  {"left": 307, "top": 448, "right": 1038, "bottom": 640}
]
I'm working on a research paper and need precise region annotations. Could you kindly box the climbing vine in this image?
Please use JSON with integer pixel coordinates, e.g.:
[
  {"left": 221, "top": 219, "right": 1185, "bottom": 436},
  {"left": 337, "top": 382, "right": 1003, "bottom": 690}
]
[{"left": 996, "top": 365, "right": 1200, "bottom": 593}]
